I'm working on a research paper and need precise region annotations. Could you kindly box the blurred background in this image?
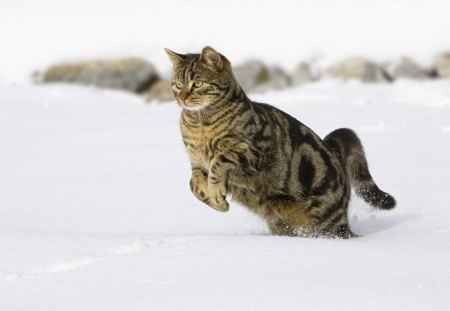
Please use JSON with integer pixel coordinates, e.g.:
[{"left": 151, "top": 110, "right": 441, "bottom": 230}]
[{"left": 1, "top": 0, "right": 449, "bottom": 86}]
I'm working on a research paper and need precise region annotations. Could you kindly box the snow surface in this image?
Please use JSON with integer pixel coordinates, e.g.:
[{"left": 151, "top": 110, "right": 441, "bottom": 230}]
[{"left": 1, "top": 80, "right": 450, "bottom": 310}]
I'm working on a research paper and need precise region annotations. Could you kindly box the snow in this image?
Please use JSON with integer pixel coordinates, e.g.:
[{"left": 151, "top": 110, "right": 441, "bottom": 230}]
[{"left": 1, "top": 80, "right": 450, "bottom": 310}]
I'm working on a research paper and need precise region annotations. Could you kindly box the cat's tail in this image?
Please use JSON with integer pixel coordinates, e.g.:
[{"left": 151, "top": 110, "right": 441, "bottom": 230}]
[{"left": 323, "top": 128, "right": 396, "bottom": 210}]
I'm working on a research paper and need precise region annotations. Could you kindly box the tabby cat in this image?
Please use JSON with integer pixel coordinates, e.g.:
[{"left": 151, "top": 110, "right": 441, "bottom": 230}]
[{"left": 165, "top": 46, "right": 396, "bottom": 238}]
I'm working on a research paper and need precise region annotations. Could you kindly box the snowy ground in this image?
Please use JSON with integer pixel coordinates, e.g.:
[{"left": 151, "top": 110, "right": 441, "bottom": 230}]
[{"left": 1, "top": 80, "right": 450, "bottom": 310}]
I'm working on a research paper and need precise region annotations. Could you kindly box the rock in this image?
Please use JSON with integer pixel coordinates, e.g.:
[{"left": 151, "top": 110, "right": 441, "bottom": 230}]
[
  {"left": 142, "top": 80, "right": 174, "bottom": 102},
  {"left": 233, "top": 60, "right": 290, "bottom": 93},
  {"left": 40, "top": 58, "right": 159, "bottom": 93},
  {"left": 291, "top": 62, "right": 314, "bottom": 86},
  {"left": 252, "top": 66, "right": 291, "bottom": 93},
  {"left": 326, "top": 57, "right": 388, "bottom": 83},
  {"left": 384, "top": 57, "right": 429, "bottom": 80},
  {"left": 269, "top": 66, "right": 291, "bottom": 89},
  {"left": 233, "top": 60, "right": 269, "bottom": 92},
  {"left": 436, "top": 53, "right": 450, "bottom": 78}
]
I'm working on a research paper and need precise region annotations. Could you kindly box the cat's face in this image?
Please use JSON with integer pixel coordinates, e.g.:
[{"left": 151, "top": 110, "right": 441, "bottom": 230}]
[{"left": 165, "top": 46, "right": 233, "bottom": 110}]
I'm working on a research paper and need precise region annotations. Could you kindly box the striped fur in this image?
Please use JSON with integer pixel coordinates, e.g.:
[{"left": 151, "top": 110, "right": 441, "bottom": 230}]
[{"left": 165, "top": 46, "right": 396, "bottom": 238}]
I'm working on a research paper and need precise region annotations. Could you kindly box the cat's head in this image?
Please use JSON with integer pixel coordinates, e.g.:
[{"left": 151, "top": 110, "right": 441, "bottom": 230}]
[{"left": 165, "top": 46, "right": 237, "bottom": 110}]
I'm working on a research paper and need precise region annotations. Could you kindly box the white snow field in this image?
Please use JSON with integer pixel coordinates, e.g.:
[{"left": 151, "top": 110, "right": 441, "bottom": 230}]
[{"left": 1, "top": 80, "right": 450, "bottom": 310}]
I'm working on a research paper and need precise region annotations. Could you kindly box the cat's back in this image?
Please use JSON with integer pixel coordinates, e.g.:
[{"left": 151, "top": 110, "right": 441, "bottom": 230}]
[{"left": 249, "top": 101, "right": 324, "bottom": 149}]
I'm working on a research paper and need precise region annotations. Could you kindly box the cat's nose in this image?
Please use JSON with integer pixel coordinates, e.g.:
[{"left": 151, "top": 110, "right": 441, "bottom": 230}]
[{"left": 178, "top": 96, "right": 186, "bottom": 103}]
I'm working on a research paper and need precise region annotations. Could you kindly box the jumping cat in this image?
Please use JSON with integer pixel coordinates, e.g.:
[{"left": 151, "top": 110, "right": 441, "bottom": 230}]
[{"left": 165, "top": 46, "right": 396, "bottom": 238}]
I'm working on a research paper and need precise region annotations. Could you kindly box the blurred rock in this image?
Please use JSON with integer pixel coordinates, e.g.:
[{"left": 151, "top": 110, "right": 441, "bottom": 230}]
[
  {"left": 291, "top": 62, "right": 314, "bottom": 86},
  {"left": 252, "top": 66, "right": 291, "bottom": 93},
  {"left": 234, "top": 60, "right": 291, "bottom": 93},
  {"left": 40, "top": 58, "right": 159, "bottom": 93},
  {"left": 384, "top": 57, "right": 429, "bottom": 80},
  {"left": 233, "top": 60, "right": 270, "bottom": 92},
  {"left": 435, "top": 53, "right": 450, "bottom": 78},
  {"left": 326, "top": 57, "right": 388, "bottom": 83},
  {"left": 143, "top": 79, "right": 174, "bottom": 102}
]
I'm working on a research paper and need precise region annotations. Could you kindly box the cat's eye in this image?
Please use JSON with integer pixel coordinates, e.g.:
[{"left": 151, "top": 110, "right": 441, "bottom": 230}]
[
  {"left": 193, "top": 81, "right": 204, "bottom": 88},
  {"left": 174, "top": 82, "right": 182, "bottom": 89}
]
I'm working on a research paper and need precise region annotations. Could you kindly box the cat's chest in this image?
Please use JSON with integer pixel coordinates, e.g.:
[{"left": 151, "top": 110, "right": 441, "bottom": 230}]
[{"left": 181, "top": 125, "right": 216, "bottom": 169}]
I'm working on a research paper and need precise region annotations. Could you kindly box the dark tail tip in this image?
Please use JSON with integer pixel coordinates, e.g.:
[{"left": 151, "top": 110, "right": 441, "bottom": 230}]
[{"left": 357, "top": 185, "right": 396, "bottom": 210}]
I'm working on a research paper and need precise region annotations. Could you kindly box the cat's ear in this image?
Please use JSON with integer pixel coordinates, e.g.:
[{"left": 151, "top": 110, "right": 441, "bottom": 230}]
[
  {"left": 201, "top": 46, "right": 223, "bottom": 68},
  {"left": 164, "top": 48, "right": 184, "bottom": 67}
]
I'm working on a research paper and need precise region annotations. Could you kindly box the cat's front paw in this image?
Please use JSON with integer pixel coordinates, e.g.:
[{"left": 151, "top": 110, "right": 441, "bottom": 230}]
[
  {"left": 208, "top": 198, "right": 229, "bottom": 212},
  {"left": 208, "top": 183, "right": 229, "bottom": 212}
]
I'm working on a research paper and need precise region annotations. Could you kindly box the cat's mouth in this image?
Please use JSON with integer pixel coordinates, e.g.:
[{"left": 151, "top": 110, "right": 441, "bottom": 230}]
[
  {"left": 180, "top": 103, "right": 208, "bottom": 111},
  {"left": 177, "top": 100, "right": 208, "bottom": 111}
]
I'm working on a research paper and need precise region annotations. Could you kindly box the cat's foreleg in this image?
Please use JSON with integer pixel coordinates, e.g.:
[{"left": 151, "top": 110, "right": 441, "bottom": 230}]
[
  {"left": 190, "top": 167, "right": 229, "bottom": 212},
  {"left": 206, "top": 160, "right": 229, "bottom": 212},
  {"left": 208, "top": 143, "right": 258, "bottom": 212},
  {"left": 190, "top": 168, "right": 209, "bottom": 202}
]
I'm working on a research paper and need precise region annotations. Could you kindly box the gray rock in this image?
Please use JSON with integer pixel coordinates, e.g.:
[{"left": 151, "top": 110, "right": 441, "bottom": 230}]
[
  {"left": 291, "top": 62, "right": 314, "bottom": 86},
  {"left": 233, "top": 60, "right": 269, "bottom": 92},
  {"left": 143, "top": 80, "right": 174, "bottom": 102},
  {"left": 40, "top": 58, "right": 159, "bottom": 93},
  {"left": 252, "top": 66, "right": 291, "bottom": 93},
  {"left": 384, "top": 57, "right": 429, "bottom": 80},
  {"left": 326, "top": 57, "right": 388, "bottom": 83},
  {"left": 233, "top": 60, "right": 291, "bottom": 93},
  {"left": 436, "top": 53, "right": 450, "bottom": 78}
]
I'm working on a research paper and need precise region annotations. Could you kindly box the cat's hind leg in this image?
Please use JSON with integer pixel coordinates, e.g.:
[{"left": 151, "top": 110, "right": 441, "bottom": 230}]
[
  {"left": 268, "top": 219, "right": 296, "bottom": 236},
  {"left": 267, "top": 201, "right": 357, "bottom": 238},
  {"left": 267, "top": 201, "right": 318, "bottom": 237}
]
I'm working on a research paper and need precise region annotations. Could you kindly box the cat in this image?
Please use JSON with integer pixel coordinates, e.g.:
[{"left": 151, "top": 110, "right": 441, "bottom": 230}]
[{"left": 165, "top": 46, "right": 396, "bottom": 238}]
